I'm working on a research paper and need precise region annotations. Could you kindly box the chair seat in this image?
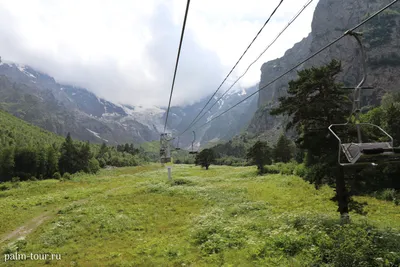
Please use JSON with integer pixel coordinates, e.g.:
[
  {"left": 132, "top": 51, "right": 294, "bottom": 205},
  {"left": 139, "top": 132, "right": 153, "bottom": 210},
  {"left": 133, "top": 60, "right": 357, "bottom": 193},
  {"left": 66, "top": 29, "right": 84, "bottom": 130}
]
[{"left": 341, "top": 142, "right": 399, "bottom": 164}]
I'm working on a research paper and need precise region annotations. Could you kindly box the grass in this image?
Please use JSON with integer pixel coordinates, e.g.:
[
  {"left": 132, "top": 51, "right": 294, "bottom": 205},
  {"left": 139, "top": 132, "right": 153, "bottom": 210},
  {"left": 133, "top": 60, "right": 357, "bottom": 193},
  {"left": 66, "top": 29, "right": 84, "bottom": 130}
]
[{"left": 1, "top": 164, "right": 399, "bottom": 266}]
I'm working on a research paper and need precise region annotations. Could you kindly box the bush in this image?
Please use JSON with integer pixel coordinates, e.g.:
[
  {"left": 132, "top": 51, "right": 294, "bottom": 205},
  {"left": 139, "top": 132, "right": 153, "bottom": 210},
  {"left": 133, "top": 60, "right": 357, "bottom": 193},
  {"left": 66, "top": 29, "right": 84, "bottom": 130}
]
[
  {"left": 294, "top": 164, "right": 307, "bottom": 177},
  {"left": 275, "top": 162, "right": 297, "bottom": 175},
  {"left": 0, "top": 183, "right": 11, "bottom": 191},
  {"left": 11, "top": 177, "right": 20, "bottom": 183},
  {"left": 313, "top": 224, "right": 400, "bottom": 267},
  {"left": 29, "top": 176, "right": 38, "bottom": 181},
  {"left": 63, "top": 172, "right": 72, "bottom": 180},
  {"left": 87, "top": 158, "right": 100, "bottom": 174},
  {"left": 263, "top": 165, "right": 280, "bottom": 174},
  {"left": 53, "top": 172, "right": 61, "bottom": 179},
  {"left": 380, "top": 189, "right": 397, "bottom": 201},
  {"left": 97, "top": 157, "right": 106, "bottom": 168}
]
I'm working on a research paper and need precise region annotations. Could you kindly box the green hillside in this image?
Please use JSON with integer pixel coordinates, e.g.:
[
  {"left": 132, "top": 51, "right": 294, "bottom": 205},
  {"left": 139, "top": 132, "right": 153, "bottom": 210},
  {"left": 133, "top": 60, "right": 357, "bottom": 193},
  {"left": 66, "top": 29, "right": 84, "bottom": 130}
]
[
  {"left": 0, "top": 109, "right": 64, "bottom": 148},
  {"left": 0, "top": 165, "right": 399, "bottom": 266},
  {"left": 0, "top": 109, "right": 146, "bottom": 181}
]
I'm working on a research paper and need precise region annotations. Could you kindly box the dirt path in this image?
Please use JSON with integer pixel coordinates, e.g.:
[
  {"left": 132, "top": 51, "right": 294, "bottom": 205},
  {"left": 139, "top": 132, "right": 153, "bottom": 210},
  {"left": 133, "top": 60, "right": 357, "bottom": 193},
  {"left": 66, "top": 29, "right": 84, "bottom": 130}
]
[
  {"left": 0, "top": 212, "right": 51, "bottom": 244},
  {"left": 0, "top": 187, "right": 122, "bottom": 246},
  {"left": 0, "top": 165, "right": 161, "bottom": 246}
]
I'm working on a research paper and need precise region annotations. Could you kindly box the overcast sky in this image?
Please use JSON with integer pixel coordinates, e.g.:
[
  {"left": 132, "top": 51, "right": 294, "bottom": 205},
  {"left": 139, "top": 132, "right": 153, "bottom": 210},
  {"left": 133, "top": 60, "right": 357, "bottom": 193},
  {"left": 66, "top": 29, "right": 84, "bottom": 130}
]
[{"left": 0, "top": 0, "right": 318, "bottom": 107}]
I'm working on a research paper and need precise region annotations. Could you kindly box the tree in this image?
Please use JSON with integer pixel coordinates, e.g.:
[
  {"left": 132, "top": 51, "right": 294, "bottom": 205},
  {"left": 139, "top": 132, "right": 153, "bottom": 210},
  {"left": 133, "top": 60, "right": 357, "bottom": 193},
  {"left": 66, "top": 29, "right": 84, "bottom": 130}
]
[
  {"left": 386, "top": 104, "right": 400, "bottom": 146},
  {"left": 78, "top": 142, "right": 92, "bottom": 172},
  {"left": 246, "top": 141, "right": 272, "bottom": 174},
  {"left": 271, "top": 59, "right": 352, "bottom": 221},
  {"left": 14, "top": 147, "right": 37, "bottom": 180},
  {"left": 273, "top": 134, "right": 294, "bottom": 163},
  {"left": 195, "top": 149, "right": 215, "bottom": 170},
  {"left": 59, "top": 133, "right": 78, "bottom": 174},
  {"left": 0, "top": 146, "right": 15, "bottom": 181},
  {"left": 99, "top": 142, "right": 108, "bottom": 156},
  {"left": 36, "top": 146, "right": 47, "bottom": 179},
  {"left": 46, "top": 145, "right": 59, "bottom": 178}
]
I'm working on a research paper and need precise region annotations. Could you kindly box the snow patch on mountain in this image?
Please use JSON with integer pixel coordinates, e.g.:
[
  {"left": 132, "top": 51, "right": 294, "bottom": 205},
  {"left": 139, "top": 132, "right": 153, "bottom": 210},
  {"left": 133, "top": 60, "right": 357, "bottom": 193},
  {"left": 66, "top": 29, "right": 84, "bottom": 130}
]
[
  {"left": 17, "top": 65, "right": 36, "bottom": 79},
  {"left": 86, "top": 128, "right": 109, "bottom": 142},
  {"left": 117, "top": 105, "right": 165, "bottom": 133}
]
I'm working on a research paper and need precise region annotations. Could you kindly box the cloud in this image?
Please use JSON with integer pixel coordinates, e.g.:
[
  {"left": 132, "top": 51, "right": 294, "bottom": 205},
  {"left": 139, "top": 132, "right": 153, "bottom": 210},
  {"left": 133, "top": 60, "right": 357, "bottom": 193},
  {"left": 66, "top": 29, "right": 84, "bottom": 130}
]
[{"left": 0, "top": 0, "right": 318, "bottom": 107}]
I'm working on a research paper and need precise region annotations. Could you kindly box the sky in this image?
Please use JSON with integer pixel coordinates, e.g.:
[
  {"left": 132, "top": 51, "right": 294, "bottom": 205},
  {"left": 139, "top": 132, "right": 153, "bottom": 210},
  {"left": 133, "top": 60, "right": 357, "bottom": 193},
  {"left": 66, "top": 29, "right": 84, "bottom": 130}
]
[{"left": 0, "top": 0, "right": 319, "bottom": 107}]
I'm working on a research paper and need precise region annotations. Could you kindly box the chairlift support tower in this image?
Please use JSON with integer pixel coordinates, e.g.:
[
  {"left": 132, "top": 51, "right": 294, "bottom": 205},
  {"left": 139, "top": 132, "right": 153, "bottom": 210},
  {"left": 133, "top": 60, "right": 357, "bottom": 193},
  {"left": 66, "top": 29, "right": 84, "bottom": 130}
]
[{"left": 160, "top": 133, "right": 172, "bottom": 164}]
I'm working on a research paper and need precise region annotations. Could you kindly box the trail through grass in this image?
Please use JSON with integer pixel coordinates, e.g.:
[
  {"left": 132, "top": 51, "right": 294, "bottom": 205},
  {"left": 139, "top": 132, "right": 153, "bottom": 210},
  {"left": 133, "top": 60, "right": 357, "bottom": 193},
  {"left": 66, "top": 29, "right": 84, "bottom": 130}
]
[{"left": 1, "top": 164, "right": 399, "bottom": 266}]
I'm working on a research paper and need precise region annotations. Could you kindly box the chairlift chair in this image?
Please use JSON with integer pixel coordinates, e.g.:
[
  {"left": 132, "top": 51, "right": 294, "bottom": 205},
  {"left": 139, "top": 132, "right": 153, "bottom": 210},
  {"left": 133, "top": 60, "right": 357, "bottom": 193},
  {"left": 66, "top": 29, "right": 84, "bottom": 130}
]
[
  {"left": 328, "top": 31, "right": 400, "bottom": 166},
  {"left": 175, "top": 137, "right": 181, "bottom": 151}
]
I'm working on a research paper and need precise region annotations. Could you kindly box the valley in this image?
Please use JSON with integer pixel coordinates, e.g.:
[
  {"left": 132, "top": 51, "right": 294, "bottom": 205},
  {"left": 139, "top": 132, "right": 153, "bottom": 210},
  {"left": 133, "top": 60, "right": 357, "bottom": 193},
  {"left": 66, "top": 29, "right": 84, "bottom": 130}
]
[{"left": 1, "top": 165, "right": 399, "bottom": 266}]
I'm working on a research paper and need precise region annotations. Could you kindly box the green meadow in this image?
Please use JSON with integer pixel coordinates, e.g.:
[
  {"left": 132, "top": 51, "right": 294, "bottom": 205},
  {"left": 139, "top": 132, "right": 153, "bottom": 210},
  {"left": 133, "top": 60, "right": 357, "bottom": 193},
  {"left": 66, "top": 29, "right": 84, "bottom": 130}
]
[{"left": 1, "top": 164, "right": 399, "bottom": 266}]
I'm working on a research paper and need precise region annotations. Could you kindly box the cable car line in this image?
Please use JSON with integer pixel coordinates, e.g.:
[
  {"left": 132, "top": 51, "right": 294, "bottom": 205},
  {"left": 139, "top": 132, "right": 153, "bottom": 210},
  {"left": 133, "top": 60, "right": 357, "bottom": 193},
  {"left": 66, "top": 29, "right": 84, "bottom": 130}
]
[
  {"left": 187, "top": 0, "right": 399, "bottom": 133},
  {"left": 178, "top": 0, "right": 314, "bottom": 136},
  {"left": 179, "top": 0, "right": 285, "bottom": 137},
  {"left": 163, "top": 0, "right": 191, "bottom": 133}
]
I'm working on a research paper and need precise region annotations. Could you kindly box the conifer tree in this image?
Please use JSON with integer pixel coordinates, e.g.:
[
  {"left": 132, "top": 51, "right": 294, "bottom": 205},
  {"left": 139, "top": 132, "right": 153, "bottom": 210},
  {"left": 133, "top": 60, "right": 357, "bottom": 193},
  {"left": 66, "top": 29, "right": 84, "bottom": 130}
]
[
  {"left": 59, "top": 133, "right": 78, "bottom": 174},
  {"left": 273, "top": 134, "right": 294, "bottom": 163},
  {"left": 246, "top": 141, "right": 272, "bottom": 174}
]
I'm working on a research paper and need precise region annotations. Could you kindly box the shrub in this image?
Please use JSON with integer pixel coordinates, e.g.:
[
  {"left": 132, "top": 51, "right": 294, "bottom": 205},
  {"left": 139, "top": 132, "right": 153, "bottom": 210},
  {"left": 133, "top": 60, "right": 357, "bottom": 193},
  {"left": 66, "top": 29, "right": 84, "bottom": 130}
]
[
  {"left": 379, "top": 188, "right": 397, "bottom": 201},
  {"left": 0, "top": 183, "right": 11, "bottom": 191},
  {"left": 63, "top": 172, "right": 72, "bottom": 180},
  {"left": 313, "top": 224, "right": 400, "bottom": 267},
  {"left": 87, "top": 158, "right": 100, "bottom": 174},
  {"left": 53, "top": 172, "right": 61, "bottom": 179},
  {"left": 11, "top": 177, "right": 20, "bottom": 183},
  {"left": 275, "top": 162, "right": 297, "bottom": 175},
  {"left": 294, "top": 164, "right": 307, "bottom": 177},
  {"left": 97, "top": 157, "right": 106, "bottom": 168},
  {"left": 263, "top": 165, "right": 280, "bottom": 174}
]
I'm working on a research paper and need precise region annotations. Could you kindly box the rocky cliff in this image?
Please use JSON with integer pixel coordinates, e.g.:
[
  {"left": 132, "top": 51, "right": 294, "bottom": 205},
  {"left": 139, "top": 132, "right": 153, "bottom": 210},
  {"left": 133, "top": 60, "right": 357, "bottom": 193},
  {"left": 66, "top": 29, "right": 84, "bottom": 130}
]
[{"left": 249, "top": 0, "right": 400, "bottom": 137}]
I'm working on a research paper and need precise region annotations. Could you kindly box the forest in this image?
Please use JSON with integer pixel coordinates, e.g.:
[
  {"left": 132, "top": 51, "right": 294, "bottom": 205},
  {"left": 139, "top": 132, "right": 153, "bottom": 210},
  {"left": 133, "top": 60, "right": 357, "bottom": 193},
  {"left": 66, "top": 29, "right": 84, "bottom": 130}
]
[{"left": 0, "top": 109, "right": 146, "bottom": 182}]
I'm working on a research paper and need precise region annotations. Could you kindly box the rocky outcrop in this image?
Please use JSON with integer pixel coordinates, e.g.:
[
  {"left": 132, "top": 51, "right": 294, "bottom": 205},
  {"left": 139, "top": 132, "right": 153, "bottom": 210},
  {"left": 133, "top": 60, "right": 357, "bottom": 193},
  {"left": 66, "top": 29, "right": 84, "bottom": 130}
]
[{"left": 250, "top": 0, "right": 400, "bottom": 136}]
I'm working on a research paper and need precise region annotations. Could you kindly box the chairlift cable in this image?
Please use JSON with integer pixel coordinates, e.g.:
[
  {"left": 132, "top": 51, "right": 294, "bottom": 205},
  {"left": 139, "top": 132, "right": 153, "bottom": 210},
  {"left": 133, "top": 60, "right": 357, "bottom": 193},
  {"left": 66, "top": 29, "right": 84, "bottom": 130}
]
[
  {"left": 178, "top": 0, "right": 314, "bottom": 136},
  {"left": 163, "top": 0, "right": 191, "bottom": 133},
  {"left": 178, "top": 0, "right": 285, "bottom": 136},
  {"left": 189, "top": 0, "right": 399, "bottom": 133}
]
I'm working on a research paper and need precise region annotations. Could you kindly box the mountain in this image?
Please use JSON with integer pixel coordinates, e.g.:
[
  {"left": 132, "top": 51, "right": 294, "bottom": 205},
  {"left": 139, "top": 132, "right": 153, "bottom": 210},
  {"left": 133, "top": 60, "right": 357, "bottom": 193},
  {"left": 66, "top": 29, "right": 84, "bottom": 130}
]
[
  {"left": 165, "top": 86, "right": 258, "bottom": 149},
  {"left": 0, "top": 59, "right": 257, "bottom": 147},
  {"left": 248, "top": 0, "right": 400, "bottom": 140}
]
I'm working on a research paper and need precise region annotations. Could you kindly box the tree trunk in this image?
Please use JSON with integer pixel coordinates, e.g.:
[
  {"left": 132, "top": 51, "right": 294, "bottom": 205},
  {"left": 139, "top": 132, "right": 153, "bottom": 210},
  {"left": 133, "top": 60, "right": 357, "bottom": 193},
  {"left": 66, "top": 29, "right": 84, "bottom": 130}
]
[
  {"left": 336, "top": 166, "right": 350, "bottom": 223},
  {"left": 259, "top": 164, "right": 264, "bottom": 174},
  {"left": 206, "top": 165, "right": 209, "bottom": 170}
]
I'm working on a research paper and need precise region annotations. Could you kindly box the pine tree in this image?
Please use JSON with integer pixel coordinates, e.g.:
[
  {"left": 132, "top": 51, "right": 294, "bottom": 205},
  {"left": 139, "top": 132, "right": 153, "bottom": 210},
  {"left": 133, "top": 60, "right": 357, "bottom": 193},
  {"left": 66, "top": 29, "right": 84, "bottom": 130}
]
[
  {"left": 124, "top": 143, "right": 130, "bottom": 153},
  {"left": 78, "top": 142, "right": 92, "bottom": 172},
  {"left": 0, "top": 146, "right": 15, "bottom": 181},
  {"left": 273, "top": 134, "right": 294, "bottom": 163},
  {"left": 386, "top": 104, "right": 400, "bottom": 146},
  {"left": 246, "top": 141, "right": 272, "bottom": 174},
  {"left": 59, "top": 133, "right": 78, "bottom": 174},
  {"left": 36, "top": 146, "right": 47, "bottom": 179},
  {"left": 14, "top": 147, "right": 37, "bottom": 180},
  {"left": 46, "top": 145, "right": 59, "bottom": 178},
  {"left": 271, "top": 59, "right": 352, "bottom": 220}
]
